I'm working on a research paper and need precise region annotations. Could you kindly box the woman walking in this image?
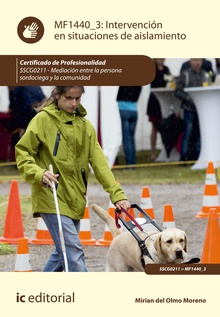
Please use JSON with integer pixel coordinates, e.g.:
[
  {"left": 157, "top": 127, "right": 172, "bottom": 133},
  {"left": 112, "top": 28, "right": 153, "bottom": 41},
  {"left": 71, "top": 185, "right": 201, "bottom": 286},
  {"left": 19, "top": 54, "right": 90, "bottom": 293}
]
[{"left": 15, "top": 86, "right": 130, "bottom": 272}]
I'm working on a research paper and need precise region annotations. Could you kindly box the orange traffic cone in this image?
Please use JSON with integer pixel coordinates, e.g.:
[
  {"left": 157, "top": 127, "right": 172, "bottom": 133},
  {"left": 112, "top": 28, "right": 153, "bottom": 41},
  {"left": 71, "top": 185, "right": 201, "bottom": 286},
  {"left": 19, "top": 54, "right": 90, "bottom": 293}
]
[
  {"left": 162, "top": 204, "right": 176, "bottom": 229},
  {"left": 140, "top": 186, "right": 155, "bottom": 220},
  {"left": 96, "top": 200, "right": 116, "bottom": 246},
  {"left": 0, "top": 180, "right": 26, "bottom": 244},
  {"left": 14, "top": 238, "right": 32, "bottom": 272},
  {"left": 140, "top": 187, "right": 157, "bottom": 231},
  {"left": 196, "top": 161, "right": 220, "bottom": 218},
  {"left": 79, "top": 196, "right": 97, "bottom": 246},
  {"left": 201, "top": 208, "right": 220, "bottom": 263},
  {"left": 29, "top": 218, "right": 54, "bottom": 245}
]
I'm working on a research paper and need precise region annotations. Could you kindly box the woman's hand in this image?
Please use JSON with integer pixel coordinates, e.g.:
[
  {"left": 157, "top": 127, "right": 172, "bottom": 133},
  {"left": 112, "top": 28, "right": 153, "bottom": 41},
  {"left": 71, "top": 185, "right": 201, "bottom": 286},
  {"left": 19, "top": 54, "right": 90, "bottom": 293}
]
[
  {"left": 115, "top": 200, "right": 130, "bottom": 211},
  {"left": 42, "top": 170, "right": 59, "bottom": 188}
]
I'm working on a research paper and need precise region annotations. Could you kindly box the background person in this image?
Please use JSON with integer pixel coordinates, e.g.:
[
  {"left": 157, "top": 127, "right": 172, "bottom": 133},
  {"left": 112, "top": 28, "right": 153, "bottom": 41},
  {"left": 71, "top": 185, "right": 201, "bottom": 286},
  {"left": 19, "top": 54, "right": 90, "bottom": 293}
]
[
  {"left": 116, "top": 86, "right": 142, "bottom": 165},
  {"left": 146, "top": 58, "right": 173, "bottom": 161},
  {"left": 215, "top": 58, "right": 220, "bottom": 75},
  {"left": 175, "top": 58, "right": 210, "bottom": 162},
  {"left": 180, "top": 58, "right": 215, "bottom": 83},
  {"left": 8, "top": 86, "right": 46, "bottom": 146}
]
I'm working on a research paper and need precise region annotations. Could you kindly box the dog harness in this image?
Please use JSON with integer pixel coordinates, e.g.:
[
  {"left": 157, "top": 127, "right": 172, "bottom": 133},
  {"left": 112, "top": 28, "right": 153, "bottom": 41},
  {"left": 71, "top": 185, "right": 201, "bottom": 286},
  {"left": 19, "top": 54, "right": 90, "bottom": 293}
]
[
  {"left": 114, "top": 205, "right": 163, "bottom": 268},
  {"left": 138, "top": 232, "right": 160, "bottom": 267},
  {"left": 115, "top": 205, "right": 200, "bottom": 267}
]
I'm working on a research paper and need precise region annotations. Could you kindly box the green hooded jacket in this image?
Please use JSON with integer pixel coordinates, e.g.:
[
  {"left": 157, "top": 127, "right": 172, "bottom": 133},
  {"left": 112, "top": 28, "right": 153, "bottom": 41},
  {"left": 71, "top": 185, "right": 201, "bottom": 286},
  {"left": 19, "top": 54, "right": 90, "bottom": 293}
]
[{"left": 15, "top": 103, "right": 127, "bottom": 220}]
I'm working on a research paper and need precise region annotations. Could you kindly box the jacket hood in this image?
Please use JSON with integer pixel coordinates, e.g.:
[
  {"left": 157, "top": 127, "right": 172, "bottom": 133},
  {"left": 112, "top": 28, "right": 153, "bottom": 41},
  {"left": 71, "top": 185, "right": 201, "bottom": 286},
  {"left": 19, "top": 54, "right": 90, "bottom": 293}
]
[{"left": 41, "top": 103, "right": 87, "bottom": 122}]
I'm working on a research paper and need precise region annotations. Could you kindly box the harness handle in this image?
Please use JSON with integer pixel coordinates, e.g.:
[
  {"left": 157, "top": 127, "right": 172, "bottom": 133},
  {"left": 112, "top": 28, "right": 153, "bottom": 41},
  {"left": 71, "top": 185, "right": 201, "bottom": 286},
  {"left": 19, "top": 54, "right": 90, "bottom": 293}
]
[
  {"left": 115, "top": 206, "right": 154, "bottom": 266},
  {"left": 115, "top": 206, "right": 143, "bottom": 231},
  {"left": 115, "top": 203, "right": 162, "bottom": 232}
]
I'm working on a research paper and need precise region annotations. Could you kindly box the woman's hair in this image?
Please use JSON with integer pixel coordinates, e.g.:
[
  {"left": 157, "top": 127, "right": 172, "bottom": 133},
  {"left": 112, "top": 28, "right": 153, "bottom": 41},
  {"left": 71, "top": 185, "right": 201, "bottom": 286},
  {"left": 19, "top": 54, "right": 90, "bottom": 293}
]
[{"left": 39, "top": 86, "right": 85, "bottom": 109}]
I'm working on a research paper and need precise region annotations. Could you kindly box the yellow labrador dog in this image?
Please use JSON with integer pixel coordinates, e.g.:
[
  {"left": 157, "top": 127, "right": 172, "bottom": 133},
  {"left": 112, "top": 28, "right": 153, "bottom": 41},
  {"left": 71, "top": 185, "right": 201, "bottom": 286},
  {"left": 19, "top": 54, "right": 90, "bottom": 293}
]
[{"left": 91, "top": 204, "right": 188, "bottom": 272}]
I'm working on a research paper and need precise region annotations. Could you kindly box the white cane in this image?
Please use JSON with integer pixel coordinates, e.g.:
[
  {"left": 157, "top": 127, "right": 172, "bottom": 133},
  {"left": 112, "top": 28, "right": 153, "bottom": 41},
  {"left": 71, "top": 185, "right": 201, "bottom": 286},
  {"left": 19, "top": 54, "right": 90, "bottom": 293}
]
[{"left": 49, "top": 164, "right": 69, "bottom": 272}]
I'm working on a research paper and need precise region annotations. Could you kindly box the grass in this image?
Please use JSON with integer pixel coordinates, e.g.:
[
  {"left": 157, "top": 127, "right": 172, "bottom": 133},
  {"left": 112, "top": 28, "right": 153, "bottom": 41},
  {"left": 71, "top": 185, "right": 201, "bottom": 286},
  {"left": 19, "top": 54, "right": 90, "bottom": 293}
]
[
  {"left": 0, "top": 243, "right": 15, "bottom": 255},
  {"left": 88, "top": 164, "right": 207, "bottom": 185},
  {"left": 0, "top": 150, "right": 209, "bottom": 185},
  {"left": 88, "top": 150, "right": 208, "bottom": 185},
  {"left": 114, "top": 165, "right": 206, "bottom": 184}
]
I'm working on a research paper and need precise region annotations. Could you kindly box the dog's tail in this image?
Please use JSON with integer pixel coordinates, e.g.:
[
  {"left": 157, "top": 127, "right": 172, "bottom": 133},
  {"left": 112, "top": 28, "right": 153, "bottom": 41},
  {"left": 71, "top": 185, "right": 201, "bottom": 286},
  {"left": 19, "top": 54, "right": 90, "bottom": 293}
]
[{"left": 91, "top": 204, "right": 121, "bottom": 238}]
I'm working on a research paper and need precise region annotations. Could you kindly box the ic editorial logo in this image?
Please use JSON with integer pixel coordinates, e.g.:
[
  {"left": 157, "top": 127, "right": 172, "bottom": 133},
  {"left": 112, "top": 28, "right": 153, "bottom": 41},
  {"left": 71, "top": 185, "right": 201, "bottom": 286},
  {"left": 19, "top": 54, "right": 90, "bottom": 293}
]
[{"left": 17, "top": 17, "right": 44, "bottom": 43}]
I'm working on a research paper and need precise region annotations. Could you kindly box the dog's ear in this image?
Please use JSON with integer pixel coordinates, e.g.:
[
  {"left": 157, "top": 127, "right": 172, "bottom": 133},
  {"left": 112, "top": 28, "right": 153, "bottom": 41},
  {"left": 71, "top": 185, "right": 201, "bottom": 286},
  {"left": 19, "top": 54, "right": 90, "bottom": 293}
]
[
  {"left": 183, "top": 234, "right": 188, "bottom": 253},
  {"left": 154, "top": 234, "right": 162, "bottom": 254}
]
